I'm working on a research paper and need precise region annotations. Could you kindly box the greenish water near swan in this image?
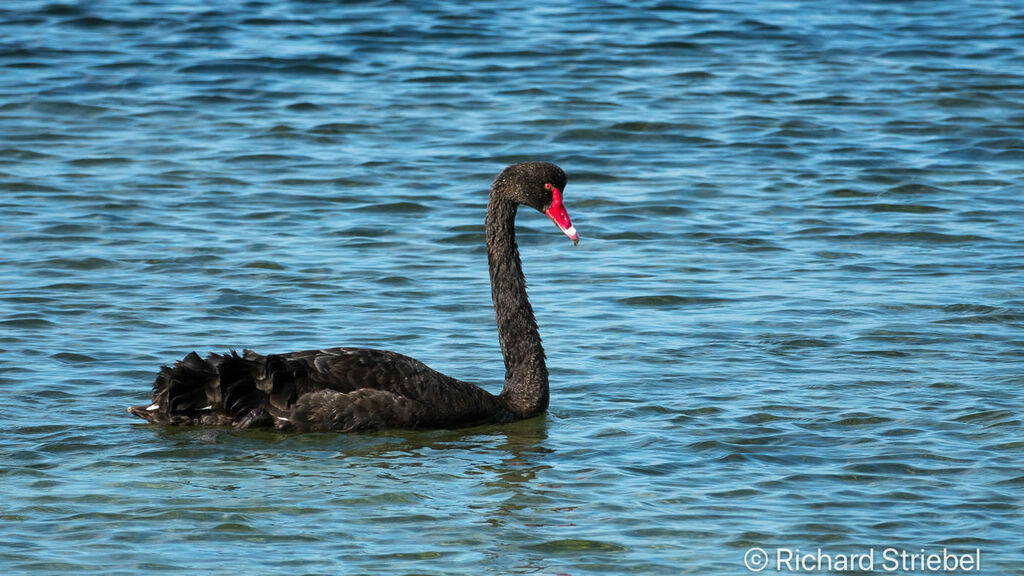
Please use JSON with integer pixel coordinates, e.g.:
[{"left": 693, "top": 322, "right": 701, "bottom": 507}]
[{"left": 1, "top": 1, "right": 1022, "bottom": 574}]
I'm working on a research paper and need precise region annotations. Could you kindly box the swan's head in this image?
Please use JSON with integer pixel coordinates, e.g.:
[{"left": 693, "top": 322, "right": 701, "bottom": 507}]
[{"left": 495, "top": 162, "right": 578, "bottom": 245}]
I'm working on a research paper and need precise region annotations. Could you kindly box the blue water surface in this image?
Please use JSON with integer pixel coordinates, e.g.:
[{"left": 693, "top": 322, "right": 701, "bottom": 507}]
[{"left": 1, "top": 1, "right": 1022, "bottom": 574}]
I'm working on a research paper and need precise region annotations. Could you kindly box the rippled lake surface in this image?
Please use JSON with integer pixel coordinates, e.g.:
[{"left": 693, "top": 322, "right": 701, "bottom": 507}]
[{"left": 2, "top": 1, "right": 1023, "bottom": 574}]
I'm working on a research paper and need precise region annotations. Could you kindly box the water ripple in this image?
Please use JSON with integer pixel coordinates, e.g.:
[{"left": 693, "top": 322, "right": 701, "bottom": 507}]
[{"left": 0, "top": 1, "right": 1022, "bottom": 575}]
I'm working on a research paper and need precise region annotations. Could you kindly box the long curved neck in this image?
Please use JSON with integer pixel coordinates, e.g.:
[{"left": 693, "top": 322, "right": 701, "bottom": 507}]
[{"left": 485, "top": 191, "right": 549, "bottom": 417}]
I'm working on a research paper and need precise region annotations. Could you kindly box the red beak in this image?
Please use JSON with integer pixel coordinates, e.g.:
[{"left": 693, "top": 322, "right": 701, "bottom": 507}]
[{"left": 544, "top": 185, "right": 579, "bottom": 245}]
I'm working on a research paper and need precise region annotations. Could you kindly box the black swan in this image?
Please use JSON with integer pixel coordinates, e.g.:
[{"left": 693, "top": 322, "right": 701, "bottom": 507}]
[{"left": 128, "top": 162, "right": 579, "bottom": 432}]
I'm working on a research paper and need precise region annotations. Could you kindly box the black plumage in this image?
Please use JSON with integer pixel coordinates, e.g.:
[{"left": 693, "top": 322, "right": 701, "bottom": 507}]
[{"left": 128, "top": 162, "right": 577, "bottom": 432}]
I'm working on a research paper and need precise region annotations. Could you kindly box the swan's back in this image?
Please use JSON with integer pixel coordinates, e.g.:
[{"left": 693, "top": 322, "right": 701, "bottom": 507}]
[{"left": 129, "top": 347, "right": 503, "bottom": 432}]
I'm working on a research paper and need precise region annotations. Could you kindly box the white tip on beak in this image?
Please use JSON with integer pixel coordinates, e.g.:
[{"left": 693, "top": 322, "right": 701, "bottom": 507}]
[{"left": 562, "top": 225, "right": 579, "bottom": 245}]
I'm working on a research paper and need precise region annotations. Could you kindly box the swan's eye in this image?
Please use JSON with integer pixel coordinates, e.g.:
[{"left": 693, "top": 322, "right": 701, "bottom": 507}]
[{"left": 544, "top": 183, "right": 554, "bottom": 191}]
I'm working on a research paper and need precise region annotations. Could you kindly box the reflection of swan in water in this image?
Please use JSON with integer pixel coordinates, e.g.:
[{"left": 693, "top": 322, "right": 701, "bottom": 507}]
[
  {"left": 129, "top": 163, "right": 579, "bottom": 432},
  {"left": 480, "top": 417, "right": 553, "bottom": 488},
  {"left": 158, "top": 415, "right": 563, "bottom": 570}
]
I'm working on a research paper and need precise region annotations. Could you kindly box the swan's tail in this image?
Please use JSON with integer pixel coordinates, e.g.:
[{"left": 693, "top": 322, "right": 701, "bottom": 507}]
[{"left": 128, "top": 350, "right": 283, "bottom": 428}]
